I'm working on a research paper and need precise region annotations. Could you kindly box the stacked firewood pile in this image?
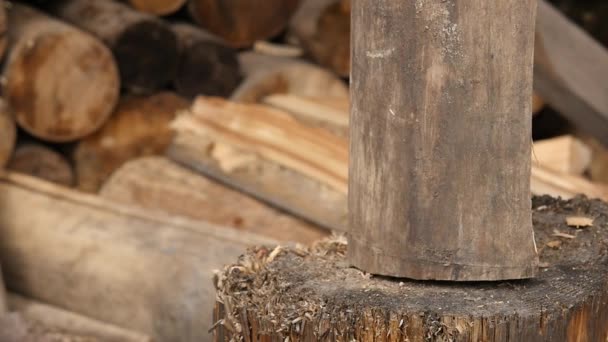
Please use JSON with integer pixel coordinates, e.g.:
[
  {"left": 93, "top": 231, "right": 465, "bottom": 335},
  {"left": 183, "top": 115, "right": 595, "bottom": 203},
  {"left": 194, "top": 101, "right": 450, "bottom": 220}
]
[{"left": 0, "top": 0, "right": 606, "bottom": 340}]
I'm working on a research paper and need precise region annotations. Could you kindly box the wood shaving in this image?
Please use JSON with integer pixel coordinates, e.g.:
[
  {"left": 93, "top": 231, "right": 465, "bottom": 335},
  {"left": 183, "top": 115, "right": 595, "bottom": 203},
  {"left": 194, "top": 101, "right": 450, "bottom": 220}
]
[{"left": 566, "top": 216, "right": 594, "bottom": 228}]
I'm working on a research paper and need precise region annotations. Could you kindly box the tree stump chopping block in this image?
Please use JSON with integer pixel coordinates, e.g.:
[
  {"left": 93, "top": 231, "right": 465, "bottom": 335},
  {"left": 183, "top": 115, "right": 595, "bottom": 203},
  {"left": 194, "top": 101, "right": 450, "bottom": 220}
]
[{"left": 213, "top": 196, "right": 608, "bottom": 341}]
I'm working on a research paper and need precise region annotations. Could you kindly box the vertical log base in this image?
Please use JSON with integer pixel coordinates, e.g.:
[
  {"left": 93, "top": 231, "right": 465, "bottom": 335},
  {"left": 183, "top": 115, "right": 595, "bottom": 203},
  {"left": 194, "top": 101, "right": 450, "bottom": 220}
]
[{"left": 213, "top": 196, "right": 608, "bottom": 341}]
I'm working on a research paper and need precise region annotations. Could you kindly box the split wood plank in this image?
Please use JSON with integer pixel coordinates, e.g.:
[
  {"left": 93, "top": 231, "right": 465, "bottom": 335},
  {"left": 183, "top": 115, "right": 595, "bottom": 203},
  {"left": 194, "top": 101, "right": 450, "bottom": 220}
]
[
  {"left": 8, "top": 294, "right": 151, "bottom": 342},
  {"left": 534, "top": 0, "right": 608, "bottom": 146},
  {"left": 532, "top": 135, "right": 592, "bottom": 175},
  {"left": 100, "top": 157, "right": 328, "bottom": 244},
  {"left": 172, "top": 97, "right": 348, "bottom": 194},
  {"left": 233, "top": 52, "right": 349, "bottom": 103},
  {"left": 4, "top": 3, "right": 119, "bottom": 142},
  {"left": 0, "top": 170, "right": 275, "bottom": 341}
]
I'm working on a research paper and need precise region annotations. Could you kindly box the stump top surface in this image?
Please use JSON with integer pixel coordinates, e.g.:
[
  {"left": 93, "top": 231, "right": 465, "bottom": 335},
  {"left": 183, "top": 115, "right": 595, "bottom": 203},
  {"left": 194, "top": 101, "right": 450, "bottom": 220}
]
[{"left": 215, "top": 196, "right": 608, "bottom": 339}]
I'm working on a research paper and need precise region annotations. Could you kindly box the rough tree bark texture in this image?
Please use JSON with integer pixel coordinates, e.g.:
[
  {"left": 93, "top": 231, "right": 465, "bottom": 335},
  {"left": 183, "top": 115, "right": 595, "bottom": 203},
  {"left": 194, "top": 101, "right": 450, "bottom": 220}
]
[
  {"left": 172, "top": 23, "right": 242, "bottom": 98},
  {"left": 188, "top": 0, "right": 301, "bottom": 47},
  {"left": 348, "top": 0, "right": 539, "bottom": 280},
  {"left": 3, "top": 4, "right": 119, "bottom": 142},
  {"left": 50, "top": 0, "right": 179, "bottom": 93}
]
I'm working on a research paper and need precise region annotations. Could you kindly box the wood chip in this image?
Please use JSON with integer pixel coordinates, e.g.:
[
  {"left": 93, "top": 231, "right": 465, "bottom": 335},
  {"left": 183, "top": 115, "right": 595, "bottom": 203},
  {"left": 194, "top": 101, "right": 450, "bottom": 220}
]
[
  {"left": 546, "top": 240, "right": 562, "bottom": 249},
  {"left": 552, "top": 230, "right": 576, "bottom": 239},
  {"left": 566, "top": 216, "right": 594, "bottom": 228}
]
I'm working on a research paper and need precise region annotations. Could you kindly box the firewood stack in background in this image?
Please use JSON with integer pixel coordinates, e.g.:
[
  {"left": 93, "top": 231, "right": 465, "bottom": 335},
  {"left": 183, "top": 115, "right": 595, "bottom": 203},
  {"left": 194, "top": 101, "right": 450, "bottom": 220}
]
[{"left": 0, "top": 0, "right": 604, "bottom": 340}]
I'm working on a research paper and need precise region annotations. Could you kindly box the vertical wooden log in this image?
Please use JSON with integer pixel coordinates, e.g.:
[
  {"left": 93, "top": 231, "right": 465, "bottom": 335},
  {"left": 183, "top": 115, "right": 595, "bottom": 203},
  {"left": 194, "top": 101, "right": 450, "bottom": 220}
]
[
  {"left": 348, "top": 0, "right": 539, "bottom": 280},
  {"left": 187, "top": 0, "right": 301, "bottom": 48},
  {"left": 172, "top": 23, "right": 242, "bottom": 98},
  {"left": 49, "top": 0, "right": 179, "bottom": 93},
  {"left": 3, "top": 4, "right": 119, "bottom": 142}
]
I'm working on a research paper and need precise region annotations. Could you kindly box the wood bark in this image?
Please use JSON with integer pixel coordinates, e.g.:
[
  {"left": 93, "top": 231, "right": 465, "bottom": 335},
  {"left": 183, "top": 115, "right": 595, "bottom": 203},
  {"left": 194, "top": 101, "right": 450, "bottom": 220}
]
[
  {"left": 172, "top": 23, "right": 242, "bottom": 99},
  {"left": 7, "top": 144, "right": 75, "bottom": 187},
  {"left": 213, "top": 196, "right": 608, "bottom": 341},
  {"left": 0, "top": 171, "right": 275, "bottom": 341},
  {"left": 100, "top": 157, "right": 327, "bottom": 244},
  {"left": 49, "top": 0, "right": 179, "bottom": 93},
  {"left": 233, "top": 52, "right": 349, "bottom": 103},
  {"left": 74, "top": 92, "right": 189, "bottom": 192},
  {"left": 3, "top": 4, "right": 119, "bottom": 142},
  {"left": 534, "top": 0, "right": 608, "bottom": 146},
  {"left": 188, "top": 0, "right": 301, "bottom": 48},
  {"left": 128, "top": 0, "right": 186, "bottom": 16},
  {"left": 8, "top": 294, "right": 151, "bottom": 342},
  {"left": 288, "top": 0, "right": 350, "bottom": 76},
  {"left": 348, "top": 0, "right": 538, "bottom": 280},
  {"left": 0, "top": 99, "right": 16, "bottom": 168}
]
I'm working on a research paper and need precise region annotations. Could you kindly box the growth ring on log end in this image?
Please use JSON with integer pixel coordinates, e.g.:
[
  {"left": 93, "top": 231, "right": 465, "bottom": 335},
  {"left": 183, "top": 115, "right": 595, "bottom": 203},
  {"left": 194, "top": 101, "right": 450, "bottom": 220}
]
[{"left": 213, "top": 196, "right": 608, "bottom": 341}]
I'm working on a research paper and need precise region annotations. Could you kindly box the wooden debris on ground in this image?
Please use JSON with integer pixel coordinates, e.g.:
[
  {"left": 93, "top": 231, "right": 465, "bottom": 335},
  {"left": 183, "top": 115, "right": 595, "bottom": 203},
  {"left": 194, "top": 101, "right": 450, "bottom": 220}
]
[
  {"left": 4, "top": 3, "right": 120, "bottom": 142},
  {"left": 7, "top": 144, "right": 75, "bottom": 187},
  {"left": 0, "top": 170, "right": 275, "bottom": 341},
  {"left": 552, "top": 230, "right": 576, "bottom": 239},
  {"left": 100, "top": 157, "right": 328, "bottom": 244},
  {"left": 566, "top": 216, "right": 594, "bottom": 228},
  {"left": 74, "top": 92, "right": 189, "bottom": 192}
]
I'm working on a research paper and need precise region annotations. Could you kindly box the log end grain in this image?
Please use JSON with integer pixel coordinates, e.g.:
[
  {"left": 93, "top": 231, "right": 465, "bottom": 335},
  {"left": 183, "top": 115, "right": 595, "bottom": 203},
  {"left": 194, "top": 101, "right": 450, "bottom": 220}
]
[
  {"left": 188, "top": 0, "right": 302, "bottom": 47},
  {"left": 128, "top": 0, "right": 186, "bottom": 16},
  {"left": 113, "top": 20, "right": 179, "bottom": 92},
  {"left": 5, "top": 5, "right": 120, "bottom": 142},
  {"left": 175, "top": 40, "right": 242, "bottom": 98},
  {"left": 214, "top": 196, "right": 608, "bottom": 341},
  {"left": 7, "top": 144, "right": 75, "bottom": 187},
  {"left": 74, "top": 92, "right": 189, "bottom": 192}
]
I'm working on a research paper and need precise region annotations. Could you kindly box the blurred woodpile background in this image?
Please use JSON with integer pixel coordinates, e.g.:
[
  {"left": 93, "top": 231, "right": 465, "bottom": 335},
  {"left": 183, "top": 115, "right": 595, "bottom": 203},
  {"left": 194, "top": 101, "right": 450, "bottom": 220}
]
[{"left": 0, "top": 0, "right": 606, "bottom": 340}]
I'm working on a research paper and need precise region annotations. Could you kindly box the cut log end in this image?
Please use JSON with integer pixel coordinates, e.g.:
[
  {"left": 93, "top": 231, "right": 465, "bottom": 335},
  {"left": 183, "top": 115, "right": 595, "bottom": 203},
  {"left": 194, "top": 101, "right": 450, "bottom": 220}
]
[
  {"left": 214, "top": 196, "right": 608, "bottom": 341},
  {"left": 7, "top": 144, "right": 75, "bottom": 187},
  {"left": 5, "top": 5, "right": 119, "bottom": 142},
  {"left": 128, "top": 0, "right": 186, "bottom": 16},
  {"left": 114, "top": 21, "right": 179, "bottom": 92}
]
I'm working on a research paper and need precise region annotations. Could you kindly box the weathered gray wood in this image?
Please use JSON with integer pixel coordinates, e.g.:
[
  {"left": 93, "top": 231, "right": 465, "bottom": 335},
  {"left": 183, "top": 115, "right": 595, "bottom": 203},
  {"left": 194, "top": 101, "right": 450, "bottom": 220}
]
[
  {"left": 0, "top": 171, "right": 275, "bottom": 341},
  {"left": 49, "top": 0, "right": 178, "bottom": 93},
  {"left": 349, "top": 0, "right": 539, "bottom": 280},
  {"left": 534, "top": 0, "right": 608, "bottom": 146}
]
